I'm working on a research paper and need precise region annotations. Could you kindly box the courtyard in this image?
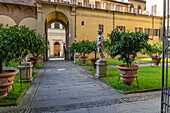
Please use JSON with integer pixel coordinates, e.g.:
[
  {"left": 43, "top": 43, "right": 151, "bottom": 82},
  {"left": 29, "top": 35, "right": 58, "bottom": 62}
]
[{"left": 0, "top": 60, "right": 160, "bottom": 113}]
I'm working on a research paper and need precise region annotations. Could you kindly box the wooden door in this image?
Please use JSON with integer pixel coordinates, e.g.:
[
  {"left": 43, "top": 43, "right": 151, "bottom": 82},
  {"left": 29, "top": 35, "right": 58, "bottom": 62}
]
[{"left": 54, "top": 45, "right": 60, "bottom": 56}]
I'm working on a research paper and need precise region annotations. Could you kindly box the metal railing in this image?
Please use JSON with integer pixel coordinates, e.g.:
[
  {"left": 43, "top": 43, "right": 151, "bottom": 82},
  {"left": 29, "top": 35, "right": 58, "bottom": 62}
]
[{"left": 42, "top": 0, "right": 154, "bottom": 15}]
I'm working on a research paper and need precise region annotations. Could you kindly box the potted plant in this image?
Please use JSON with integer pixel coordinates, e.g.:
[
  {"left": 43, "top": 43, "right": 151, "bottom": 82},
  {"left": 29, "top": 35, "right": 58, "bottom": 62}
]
[
  {"left": 108, "top": 29, "right": 151, "bottom": 86},
  {"left": 90, "top": 41, "right": 98, "bottom": 69},
  {"left": 29, "top": 34, "right": 47, "bottom": 66},
  {"left": 103, "top": 30, "right": 119, "bottom": 59},
  {"left": 69, "top": 41, "right": 80, "bottom": 63},
  {"left": 0, "top": 25, "right": 31, "bottom": 98},
  {"left": 142, "top": 42, "right": 162, "bottom": 66},
  {"left": 77, "top": 40, "right": 92, "bottom": 65}
]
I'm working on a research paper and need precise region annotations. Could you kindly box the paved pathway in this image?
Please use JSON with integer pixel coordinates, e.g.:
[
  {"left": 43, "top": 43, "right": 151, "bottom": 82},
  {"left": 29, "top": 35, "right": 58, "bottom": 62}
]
[{"left": 0, "top": 60, "right": 161, "bottom": 113}]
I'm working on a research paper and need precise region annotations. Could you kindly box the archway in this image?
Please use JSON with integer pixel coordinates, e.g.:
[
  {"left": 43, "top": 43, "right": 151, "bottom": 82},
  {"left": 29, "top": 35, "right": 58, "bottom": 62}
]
[
  {"left": 45, "top": 11, "right": 69, "bottom": 60},
  {"left": 137, "top": 5, "right": 142, "bottom": 14},
  {"left": 54, "top": 42, "right": 60, "bottom": 56},
  {"left": 130, "top": 4, "right": 134, "bottom": 12}
]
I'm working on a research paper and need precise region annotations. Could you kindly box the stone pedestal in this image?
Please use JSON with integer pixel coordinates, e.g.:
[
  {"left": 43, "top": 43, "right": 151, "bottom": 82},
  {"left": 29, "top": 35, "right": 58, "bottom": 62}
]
[
  {"left": 18, "top": 62, "right": 33, "bottom": 82},
  {"left": 74, "top": 53, "right": 79, "bottom": 63},
  {"left": 95, "top": 60, "right": 107, "bottom": 78}
]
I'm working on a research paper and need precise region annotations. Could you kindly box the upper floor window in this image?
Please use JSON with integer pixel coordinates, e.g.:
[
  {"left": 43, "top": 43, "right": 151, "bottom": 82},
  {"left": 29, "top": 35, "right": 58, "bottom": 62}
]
[
  {"left": 54, "top": 23, "right": 60, "bottom": 29},
  {"left": 116, "top": 26, "right": 125, "bottom": 32},
  {"left": 135, "top": 27, "right": 143, "bottom": 33},
  {"left": 99, "top": 24, "right": 104, "bottom": 33},
  {"left": 144, "top": 28, "right": 152, "bottom": 36},
  {"left": 153, "top": 29, "right": 159, "bottom": 36}
]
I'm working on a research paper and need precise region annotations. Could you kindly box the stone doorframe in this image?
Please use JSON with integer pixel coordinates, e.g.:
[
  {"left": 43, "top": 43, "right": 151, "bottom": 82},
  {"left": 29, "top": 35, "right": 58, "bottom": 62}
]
[{"left": 36, "top": 2, "right": 76, "bottom": 60}]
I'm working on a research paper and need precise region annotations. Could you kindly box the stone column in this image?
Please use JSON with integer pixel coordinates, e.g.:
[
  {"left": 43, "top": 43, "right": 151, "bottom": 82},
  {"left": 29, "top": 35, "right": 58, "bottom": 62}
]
[
  {"left": 37, "top": 3, "right": 44, "bottom": 36},
  {"left": 70, "top": 6, "right": 76, "bottom": 60}
]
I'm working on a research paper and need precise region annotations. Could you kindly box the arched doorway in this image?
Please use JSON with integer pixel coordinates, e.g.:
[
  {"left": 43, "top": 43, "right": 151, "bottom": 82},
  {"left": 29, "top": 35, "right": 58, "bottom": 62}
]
[
  {"left": 44, "top": 11, "right": 70, "bottom": 60},
  {"left": 54, "top": 42, "right": 60, "bottom": 56}
]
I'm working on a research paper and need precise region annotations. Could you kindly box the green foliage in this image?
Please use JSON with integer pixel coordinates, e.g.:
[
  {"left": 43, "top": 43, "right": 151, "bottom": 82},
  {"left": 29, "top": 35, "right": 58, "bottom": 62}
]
[
  {"left": 69, "top": 40, "right": 92, "bottom": 56},
  {"left": 0, "top": 24, "right": 47, "bottom": 70},
  {"left": 29, "top": 34, "right": 47, "bottom": 58},
  {"left": 88, "top": 66, "right": 170, "bottom": 92},
  {"left": 0, "top": 25, "right": 32, "bottom": 65},
  {"left": 77, "top": 40, "right": 92, "bottom": 56},
  {"left": 69, "top": 42, "right": 80, "bottom": 56},
  {"left": 107, "top": 29, "right": 151, "bottom": 66},
  {"left": 141, "top": 42, "right": 162, "bottom": 57},
  {"left": 33, "top": 64, "right": 43, "bottom": 69},
  {"left": 90, "top": 41, "right": 97, "bottom": 58},
  {"left": 75, "top": 59, "right": 137, "bottom": 66}
]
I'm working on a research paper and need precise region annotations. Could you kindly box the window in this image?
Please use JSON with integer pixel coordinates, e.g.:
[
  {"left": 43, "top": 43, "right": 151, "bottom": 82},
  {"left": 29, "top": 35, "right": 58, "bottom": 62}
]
[
  {"left": 78, "top": 2, "right": 82, "bottom": 6},
  {"left": 54, "top": 23, "right": 60, "bottom": 29},
  {"left": 116, "top": 26, "right": 125, "bottom": 32},
  {"left": 62, "top": 26, "right": 64, "bottom": 29},
  {"left": 48, "top": 0, "right": 51, "bottom": 2},
  {"left": 99, "top": 24, "right": 104, "bottom": 33},
  {"left": 135, "top": 27, "right": 143, "bottom": 33},
  {"left": 153, "top": 29, "right": 159, "bottom": 36},
  {"left": 49, "top": 25, "right": 51, "bottom": 28},
  {"left": 81, "top": 21, "right": 84, "bottom": 26},
  {"left": 144, "top": 28, "right": 152, "bottom": 36}
]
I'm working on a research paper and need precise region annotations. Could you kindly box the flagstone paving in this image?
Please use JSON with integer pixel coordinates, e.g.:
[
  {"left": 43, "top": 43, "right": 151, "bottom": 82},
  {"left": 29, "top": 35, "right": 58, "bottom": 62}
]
[{"left": 0, "top": 60, "right": 161, "bottom": 113}]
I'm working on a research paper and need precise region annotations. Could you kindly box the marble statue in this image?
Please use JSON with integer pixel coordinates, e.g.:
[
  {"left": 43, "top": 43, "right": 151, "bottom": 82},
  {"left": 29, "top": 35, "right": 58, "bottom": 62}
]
[{"left": 96, "top": 29, "right": 105, "bottom": 61}]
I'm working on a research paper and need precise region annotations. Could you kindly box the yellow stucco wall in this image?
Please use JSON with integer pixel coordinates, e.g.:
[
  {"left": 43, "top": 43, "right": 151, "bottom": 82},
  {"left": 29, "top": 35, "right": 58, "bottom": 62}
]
[{"left": 76, "top": 8, "right": 162, "bottom": 59}]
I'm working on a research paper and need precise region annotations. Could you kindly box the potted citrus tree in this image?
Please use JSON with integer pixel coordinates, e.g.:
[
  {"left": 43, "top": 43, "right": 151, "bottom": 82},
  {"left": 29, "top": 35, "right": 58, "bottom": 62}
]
[
  {"left": 29, "top": 34, "right": 47, "bottom": 66},
  {"left": 108, "top": 29, "right": 151, "bottom": 86},
  {"left": 142, "top": 42, "right": 162, "bottom": 66},
  {"left": 103, "top": 29, "right": 120, "bottom": 59},
  {"left": 90, "top": 41, "right": 98, "bottom": 69},
  {"left": 77, "top": 40, "right": 92, "bottom": 65},
  {"left": 0, "top": 25, "right": 31, "bottom": 98}
]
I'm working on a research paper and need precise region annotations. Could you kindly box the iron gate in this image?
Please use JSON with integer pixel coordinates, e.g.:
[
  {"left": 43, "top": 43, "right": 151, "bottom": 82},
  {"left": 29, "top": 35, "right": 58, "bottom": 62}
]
[{"left": 161, "top": 0, "right": 170, "bottom": 112}]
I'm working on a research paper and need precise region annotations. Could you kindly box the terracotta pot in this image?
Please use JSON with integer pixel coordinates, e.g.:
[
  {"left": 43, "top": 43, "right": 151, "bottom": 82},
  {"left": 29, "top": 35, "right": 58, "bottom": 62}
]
[
  {"left": 152, "top": 56, "right": 161, "bottom": 66},
  {"left": 117, "top": 64, "right": 139, "bottom": 86},
  {"left": 111, "top": 56, "right": 115, "bottom": 59},
  {"left": 129, "top": 55, "right": 135, "bottom": 62},
  {"left": 80, "top": 56, "right": 88, "bottom": 65},
  {"left": 0, "top": 70, "right": 17, "bottom": 98},
  {"left": 90, "top": 58, "right": 99, "bottom": 69},
  {"left": 30, "top": 57, "right": 39, "bottom": 66}
]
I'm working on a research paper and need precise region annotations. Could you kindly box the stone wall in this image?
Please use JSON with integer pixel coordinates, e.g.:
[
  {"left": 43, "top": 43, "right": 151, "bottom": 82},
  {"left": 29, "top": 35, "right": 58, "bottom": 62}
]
[
  {"left": 0, "top": 3, "right": 37, "bottom": 28},
  {"left": 0, "top": 0, "right": 36, "bottom": 6}
]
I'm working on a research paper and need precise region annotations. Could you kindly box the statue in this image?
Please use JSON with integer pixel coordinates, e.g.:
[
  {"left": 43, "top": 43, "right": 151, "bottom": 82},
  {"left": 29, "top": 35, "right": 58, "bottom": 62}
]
[
  {"left": 95, "top": 29, "right": 107, "bottom": 78},
  {"left": 96, "top": 29, "right": 105, "bottom": 61}
]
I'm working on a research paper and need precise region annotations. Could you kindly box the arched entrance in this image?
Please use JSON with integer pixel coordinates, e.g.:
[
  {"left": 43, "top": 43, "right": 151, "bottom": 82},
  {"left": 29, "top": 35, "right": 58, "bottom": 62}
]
[
  {"left": 54, "top": 42, "right": 60, "bottom": 56},
  {"left": 44, "top": 11, "right": 70, "bottom": 60}
]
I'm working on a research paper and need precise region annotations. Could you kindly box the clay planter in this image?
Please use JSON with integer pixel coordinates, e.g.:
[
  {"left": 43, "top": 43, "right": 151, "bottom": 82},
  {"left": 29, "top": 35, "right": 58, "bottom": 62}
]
[
  {"left": 152, "top": 56, "right": 161, "bottom": 66},
  {"left": 80, "top": 56, "right": 88, "bottom": 65},
  {"left": 129, "top": 55, "right": 135, "bottom": 62},
  {"left": 0, "top": 70, "right": 17, "bottom": 98},
  {"left": 29, "top": 57, "right": 39, "bottom": 66},
  {"left": 90, "top": 58, "right": 99, "bottom": 69},
  {"left": 111, "top": 55, "right": 115, "bottom": 59},
  {"left": 117, "top": 64, "right": 139, "bottom": 86}
]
